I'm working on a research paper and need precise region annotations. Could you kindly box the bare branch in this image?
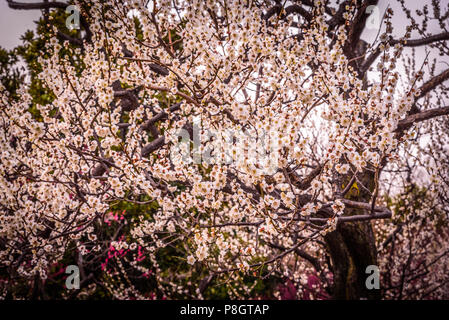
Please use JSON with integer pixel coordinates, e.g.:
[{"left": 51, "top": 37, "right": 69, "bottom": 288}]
[
  {"left": 392, "top": 32, "right": 449, "bottom": 47},
  {"left": 396, "top": 106, "right": 449, "bottom": 131},
  {"left": 6, "top": 0, "right": 68, "bottom": 10},
  {"left": 416, "top": 68, "right": 449, "bottom": 100}
]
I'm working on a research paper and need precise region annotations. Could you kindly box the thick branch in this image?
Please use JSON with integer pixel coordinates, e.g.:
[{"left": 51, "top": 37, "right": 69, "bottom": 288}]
[
  {"left": 416, "top": 68, "right": 449, "bottom": 100},
  {"left": 392, "top": 32, "right": 449, "bottom": 48},
  {"left": 285, "top": 4, "right": 313, "bottom": 21},
  {"left": 140, "top": 102, "right": 182, "bottom": 131},
  {"left": 7, "top": 0, "right": 68, "bottom": 10},
  {"left": 396, "top": 106, "right": 449, "bottom": 131},
  {"left": 289, "top": 165, "right": 322, "bottom": 190},
  {"left": 327, "top": 1, "right": 351, "bottom": 30},
  {"left": 141, "top": 136, "right": 165, "bottom": 157},
  {"left": 362, "top": 36, "right": 449, "bottom": 74},
  {"left": 57, "top": 30, "right": 83, "bottom": 46},
  {"left": 91, "top": 157, "right": 114, "bottom": 177},
  {"left": 360, "top": 45, "right": 382, "bottom": 74},
  {"left": 114, "top": 88, "right": 141, "bottom": 111},
  {"left": 347, "top": 0, "right": 379, "bottom": 52}
]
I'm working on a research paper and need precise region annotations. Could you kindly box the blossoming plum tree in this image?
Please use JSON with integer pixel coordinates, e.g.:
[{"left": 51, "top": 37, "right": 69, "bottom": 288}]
[{"left": 1, "top": 0, "right": 449, "bottom": 299}]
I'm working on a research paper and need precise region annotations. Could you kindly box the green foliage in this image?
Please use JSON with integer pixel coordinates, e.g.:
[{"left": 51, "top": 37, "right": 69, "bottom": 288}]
[{"left": 0, "top": 47, "right": 23, "bottom": 99}]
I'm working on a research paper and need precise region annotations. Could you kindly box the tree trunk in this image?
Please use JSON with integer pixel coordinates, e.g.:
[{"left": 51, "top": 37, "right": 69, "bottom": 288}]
[
  {"left": 325, "top": 220, "right": 380, "bottom": 299},
  {"left": 324, "top": 171, "right": 381, "bottom": 300}
]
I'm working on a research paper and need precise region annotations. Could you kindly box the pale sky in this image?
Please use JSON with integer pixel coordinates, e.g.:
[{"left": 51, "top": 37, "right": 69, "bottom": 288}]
[{"left": 0, "top": 0, "right": 40, "bottom": 50}]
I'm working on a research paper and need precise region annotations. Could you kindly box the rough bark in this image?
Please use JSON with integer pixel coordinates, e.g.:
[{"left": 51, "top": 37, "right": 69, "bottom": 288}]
[
  {"left": 325, "top": 221, "right": 380, "bottom": 299},
  {"left": 325, "top": 171, "right": 381, "bottom": 299}
]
